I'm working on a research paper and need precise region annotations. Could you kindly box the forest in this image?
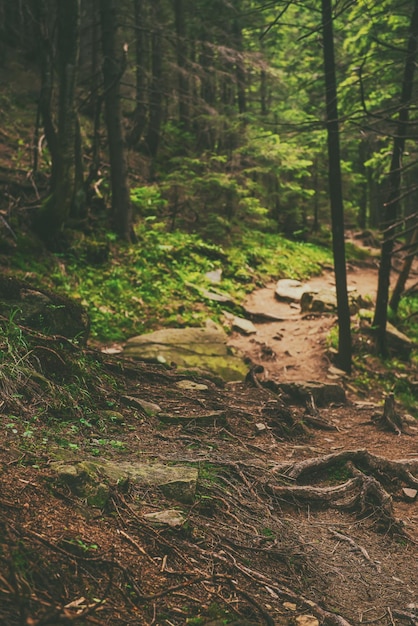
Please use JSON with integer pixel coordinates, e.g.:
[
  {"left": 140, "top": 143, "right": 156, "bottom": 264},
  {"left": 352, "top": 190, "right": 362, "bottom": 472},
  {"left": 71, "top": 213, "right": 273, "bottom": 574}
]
[{"left": 0, "top": 1, "right": 418, "bottom": 625}]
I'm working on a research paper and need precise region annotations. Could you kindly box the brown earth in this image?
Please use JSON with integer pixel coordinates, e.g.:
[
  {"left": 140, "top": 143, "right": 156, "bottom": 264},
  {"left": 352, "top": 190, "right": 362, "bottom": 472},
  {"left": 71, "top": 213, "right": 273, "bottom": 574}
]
[
  {"left": 1, "top": 258, "right": 418, "bottom": 626},
  {"left": 228, "top": 256, "right": 414, "bottom": 388}
]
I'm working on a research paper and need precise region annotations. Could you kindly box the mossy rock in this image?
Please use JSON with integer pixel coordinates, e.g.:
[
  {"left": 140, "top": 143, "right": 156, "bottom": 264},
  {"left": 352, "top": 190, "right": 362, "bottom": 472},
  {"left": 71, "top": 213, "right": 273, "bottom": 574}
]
[{"left": 124, "top": 326, "right": 248, "bottom": 382}]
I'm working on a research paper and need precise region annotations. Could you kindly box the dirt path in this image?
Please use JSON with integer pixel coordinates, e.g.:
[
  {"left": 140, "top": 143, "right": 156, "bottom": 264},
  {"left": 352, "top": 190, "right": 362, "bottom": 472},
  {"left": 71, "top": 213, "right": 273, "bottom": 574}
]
[{"left": 228, "top": 258, "right": 416, "bottom": 385}]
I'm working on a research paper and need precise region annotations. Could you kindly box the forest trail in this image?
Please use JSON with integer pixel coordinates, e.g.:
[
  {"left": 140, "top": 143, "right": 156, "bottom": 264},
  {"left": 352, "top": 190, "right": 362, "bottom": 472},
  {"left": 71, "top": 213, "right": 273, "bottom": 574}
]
[{"left": 228, "top": 252, "right": 418, "bottom": 388}]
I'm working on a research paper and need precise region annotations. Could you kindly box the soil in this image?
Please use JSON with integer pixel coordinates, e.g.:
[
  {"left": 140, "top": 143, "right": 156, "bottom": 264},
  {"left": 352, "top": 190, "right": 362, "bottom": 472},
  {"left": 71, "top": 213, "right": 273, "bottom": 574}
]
[
  {"left": 228, "top": 255, "right": 414, "bottom": 387},
  {"left": 1, "top": 256, "right": 418, "bottom": 626}
]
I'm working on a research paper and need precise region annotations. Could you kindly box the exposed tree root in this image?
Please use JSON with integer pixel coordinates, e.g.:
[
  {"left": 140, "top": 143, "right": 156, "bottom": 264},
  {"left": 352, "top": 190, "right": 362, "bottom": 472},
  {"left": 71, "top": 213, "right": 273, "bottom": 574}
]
[{"left": 266, "top": 449, "right": 418, "bottom": 536}]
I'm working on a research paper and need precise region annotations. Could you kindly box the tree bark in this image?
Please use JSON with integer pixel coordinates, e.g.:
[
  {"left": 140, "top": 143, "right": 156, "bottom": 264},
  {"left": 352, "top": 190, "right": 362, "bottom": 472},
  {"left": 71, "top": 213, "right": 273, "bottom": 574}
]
[
  {"left": 389, "top": 226, "right": 418, "bottom": 312},
  {"left": 321, "top": 0, "right": 352, "bottom": 373},
  {"left": 99, "top": 0, "right": 133, "bottom": 241},
  {"left": 373, "top": 0, "right": 418, "bottom": 355},
  {"left": 35, "top": 0, "right": 84, "bottom": 239},
  {"left": 145, "top": 0, "right": 163, "bottom": 161},
  {"left": 174, "top": 0, "right": 189, "bottom": 129},
  {"left": 128, "top": 0, "right": 148, "bottom": 148}
]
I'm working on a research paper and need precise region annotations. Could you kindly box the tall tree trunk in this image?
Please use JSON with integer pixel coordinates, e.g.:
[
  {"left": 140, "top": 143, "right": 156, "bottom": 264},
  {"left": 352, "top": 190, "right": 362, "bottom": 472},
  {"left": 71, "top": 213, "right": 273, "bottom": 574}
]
[
  {"left": 35, "top": 0, "right": 83, "bottom": 239},
  {"left": 99, "top": 0, "right": 133, "bottom": 241},
  {"left": 321, "top": 0, "right": 352, "bottom": 373},
  {"left": 174, "top": 0, "right": 189, "bottom": 129},
  {"left": 389, "top": 226, "right": 418, "bottom": 312},
  {"left": 233, "top": 18, "right": 246, "bottom": 115},
  {"left": 145, "top": 2, "right": 164, "bottom": 161},
  {"left": 34, "top": 0, "right": 58, "bottom": 186},
  {"left": 128, "top": 0, "right": 148, "bottom": 148},
  {"left": 373, "top": 0, "right": 418, "bottom": 355}
]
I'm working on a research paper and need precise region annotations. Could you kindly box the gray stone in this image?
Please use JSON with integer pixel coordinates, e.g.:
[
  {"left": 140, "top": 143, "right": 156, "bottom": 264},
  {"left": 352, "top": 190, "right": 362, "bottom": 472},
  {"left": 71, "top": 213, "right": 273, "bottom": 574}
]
[
  {"left": 124, "top": 325, "right": 248, "bottom": 382},
  {"left": 232, "top": 316, "right": 257, "bottom": 335},
  {"left": 159, "top": 410, "right": 227, "bottom": 426},
  {"left": 279, "top": 381, "right": 346, "bottom": 406},
  {"left": 301, "top": 288, "right": 365, "bottom": 315},
  {"left": 175, "top": 380, "right": 209, "bottom": 391},
  {"left": 205, "top": 268, "right": 222, "bottom": 283},
  {"left": 122, "top": 396, "right": 162, "bottom": 416},
  {"left": 51, "top": 460, "right": 198, "bottom": 504},
  {"left": 201, "top": 289, "right": 236, "bottom": 304},
  {"left": 275, "top": 279, "right": 306, "bottom": 302},
  {"left": 143, "top": 509, "right": 186, "bottom": 527},
  {"left": 402, "top": 488, "right": 417, "bottom": 502}
]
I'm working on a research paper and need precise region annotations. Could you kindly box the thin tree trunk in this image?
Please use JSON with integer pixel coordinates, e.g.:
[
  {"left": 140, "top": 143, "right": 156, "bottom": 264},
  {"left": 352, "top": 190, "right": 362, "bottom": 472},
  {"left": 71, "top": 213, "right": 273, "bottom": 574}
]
[
  {"left": 174, "top": 0, "right": 189, "bottom": 129},
  {"left": 321, "top": 0, "right": 352, "bottom": 373},
  {"left": 373, "top": 0, "right": 418, "bottom": 355},
  {"left": 128, "top": 0, "right": 148, "bottom": 147},
  {"left": 389, "top": 226, "right": 418, "bottom": 312},
  {"left": 99, "top": 0, "right": 133, "bottom": 241},
  {"left": 145, "top": 5, "right": 164, "bottom": 160}
]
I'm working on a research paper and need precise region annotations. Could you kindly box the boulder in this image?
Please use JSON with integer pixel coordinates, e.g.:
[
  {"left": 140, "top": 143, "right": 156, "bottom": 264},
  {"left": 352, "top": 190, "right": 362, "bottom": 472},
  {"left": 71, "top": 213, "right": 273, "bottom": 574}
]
[
  {"left": 278, "top": 381, "right": 346, "bottom": 406},
  {"left": 275, "top": 279, "right": 307, "bottom": 302},
  {"left": 124, "top": 324, "right": 248, "bottom": 382},
  {"left": 51, "top": 459, "right": 199, "bottom": 505},
  {"left": 232, "top": 316, "right": 257, "bottom": 335},
  {"left": 0, "top": 276, "right": 89, "bottom": 343},
  {"left": 301, "top": 288, "right": 366, "bottom": 315}
]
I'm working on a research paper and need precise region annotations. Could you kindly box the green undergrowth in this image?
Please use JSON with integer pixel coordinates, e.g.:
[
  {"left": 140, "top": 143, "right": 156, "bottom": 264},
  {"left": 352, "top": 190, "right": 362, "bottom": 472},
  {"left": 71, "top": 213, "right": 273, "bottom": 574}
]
[
  {"left": 0, "top": 312, "right": 129, "bottom": 456},
  {"left": 327, "top": 298, "right": 418, "bottom": 415},
  {"left": 10, "top": 223, "right": 333, "bottom": 343}
]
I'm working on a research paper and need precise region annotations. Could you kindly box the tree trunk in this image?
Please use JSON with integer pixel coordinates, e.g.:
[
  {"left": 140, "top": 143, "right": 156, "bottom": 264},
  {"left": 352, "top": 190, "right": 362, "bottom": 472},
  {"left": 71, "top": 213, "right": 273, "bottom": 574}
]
[
  {"left": 128, "top": 0, "right": 148, "bottom": 148},
  {"left": 145, "top": 0, "right": 164, "bottom": 161},
  {"left": 35, "top": 0, "right": 83, "bottom": 239},
  {"left": 321, "top": 0, "right": 352, "bottom": 373},
  {"left": 174, "top": 0, "right": 189, "bottom": 129},
  {"left": 373, "top": 0, "right": 418, "bottom": 355},
  {"left": 99, "top": 0, "right": 133, "bottom": 241},
  {"left": 389, "top": 226, "right": 418, "bottom": 312},
  {"left": 34, "top": 0, "right": 58, "bottom": 186}
]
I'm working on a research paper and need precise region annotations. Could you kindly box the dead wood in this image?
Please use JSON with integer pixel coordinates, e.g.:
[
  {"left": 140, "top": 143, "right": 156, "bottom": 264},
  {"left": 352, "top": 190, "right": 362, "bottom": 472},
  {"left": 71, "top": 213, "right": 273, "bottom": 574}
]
[
  {"left": 371, "top": 392, "right": 412, "bottom": 435},
  {"left": 304, "top": 393, "right": 339, "bottom": 430}
]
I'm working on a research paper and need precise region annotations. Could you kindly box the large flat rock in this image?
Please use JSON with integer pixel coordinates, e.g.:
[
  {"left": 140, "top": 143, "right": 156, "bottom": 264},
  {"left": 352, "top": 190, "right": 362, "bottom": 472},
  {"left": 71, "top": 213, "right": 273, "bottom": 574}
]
[
  {"left": 124, "top": 325, "right": 248, "bottom": 381},
  {"left": 51, "top": 460, "right": 199, "bottom": 504}
]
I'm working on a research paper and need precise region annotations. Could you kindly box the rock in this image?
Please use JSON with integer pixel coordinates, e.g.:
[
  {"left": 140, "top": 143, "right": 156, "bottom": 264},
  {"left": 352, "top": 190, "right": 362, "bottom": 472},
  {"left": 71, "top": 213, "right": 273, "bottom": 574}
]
[
  {"left": 402, "top": 488, "right": 417, "bottom": 502},
  {"left": 255, "top": 422, "right": 267, "bottom": 434},
  {"left": 243, "top": 307, "right": 285, "bottom": 322},
  {"left": 278, "top": 381, "right": 346, "bottom": 406},
  {"left": 143, "top": 509, "right": 186, "bottom": 527},
  {"left": 275, "top": 279, "right": 306, "bottom": 302},
  {"left": 175, "top": 380, "right": 209, "bottom": 390},
  {"left": 283, "top": 602, "right": 297, "bottom": 611},
  {"left": 159, "top": 410, "right": 227, "bottom": 426},
  {"left": 301, "top": 288, "right": 365, "bottom": 315},
  {"left": 295, "top": 616, "right": 319, "bottom": 626},
  {"left": 124, "top": 325, "right": 248, "bottom": 382},
  {"left": 51, "top": 460, "right": 198, "bottom": 504},
  {"left": 232, "top": 316, "right": 257, "bottom": 335},
  {"left": 121, "top": 396, "right": 162, "bottom": 416},
  {"left": 0, "top": 276, "right": 89, "bottom": 343},
  {"left": 205, "top": 268, "right": 222, "bottom": 283},
  {"left": 201, "top": 289, "right": 236, "bottom": 304}
]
